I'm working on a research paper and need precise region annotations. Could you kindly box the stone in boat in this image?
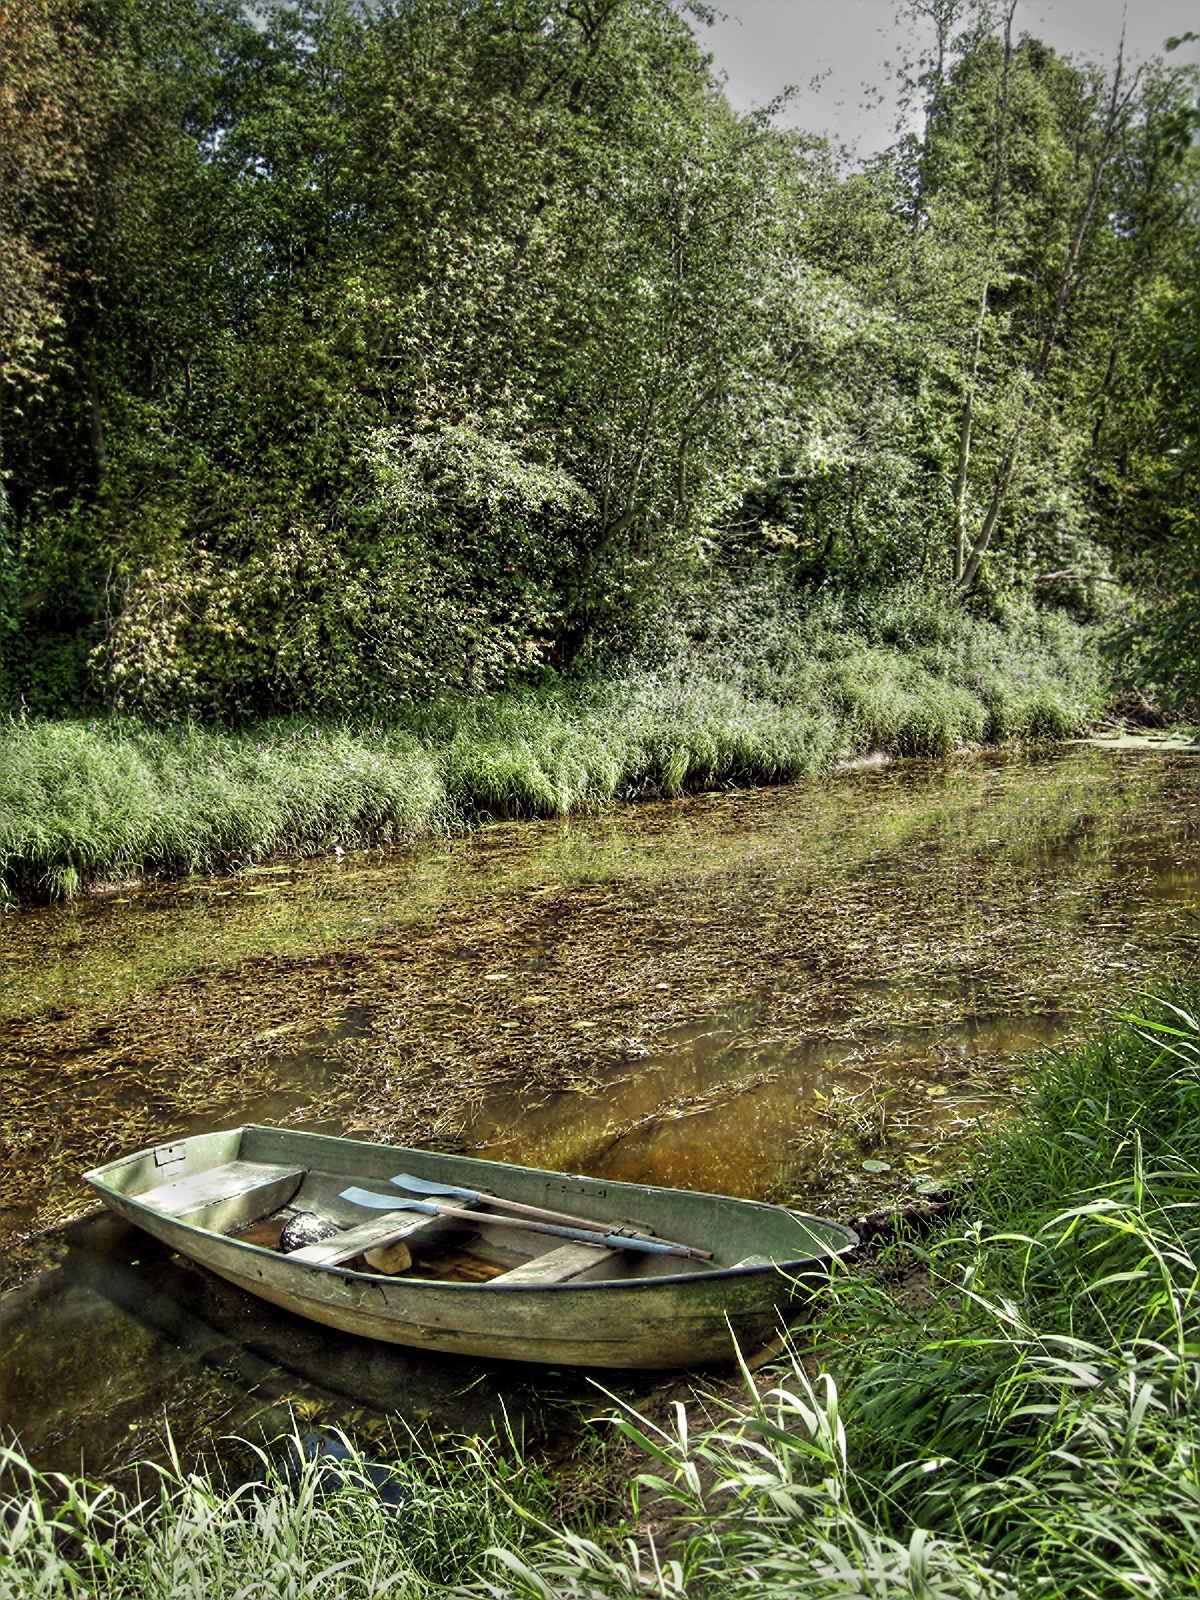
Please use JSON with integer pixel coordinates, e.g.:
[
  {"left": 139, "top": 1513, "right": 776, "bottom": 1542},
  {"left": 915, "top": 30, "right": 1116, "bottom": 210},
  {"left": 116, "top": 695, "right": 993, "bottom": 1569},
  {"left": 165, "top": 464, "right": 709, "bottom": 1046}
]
[{"left": 85, "top": 1124, "right": 857, "bottom": 1369}]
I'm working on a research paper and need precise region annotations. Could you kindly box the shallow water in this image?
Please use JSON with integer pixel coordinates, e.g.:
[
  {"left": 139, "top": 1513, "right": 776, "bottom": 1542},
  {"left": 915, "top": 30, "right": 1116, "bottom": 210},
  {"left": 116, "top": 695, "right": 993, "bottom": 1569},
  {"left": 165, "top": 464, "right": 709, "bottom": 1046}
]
[{"left": 2, "top": 747, "right": 1198, "bottom": 1477}]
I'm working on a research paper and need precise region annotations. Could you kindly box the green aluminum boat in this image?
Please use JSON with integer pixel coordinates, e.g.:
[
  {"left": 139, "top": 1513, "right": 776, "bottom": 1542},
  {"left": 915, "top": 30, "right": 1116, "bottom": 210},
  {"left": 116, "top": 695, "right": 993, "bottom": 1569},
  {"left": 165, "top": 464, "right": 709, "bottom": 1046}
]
[{"left": 85, "top": 1124, "right": 857, "bottom": 1369}]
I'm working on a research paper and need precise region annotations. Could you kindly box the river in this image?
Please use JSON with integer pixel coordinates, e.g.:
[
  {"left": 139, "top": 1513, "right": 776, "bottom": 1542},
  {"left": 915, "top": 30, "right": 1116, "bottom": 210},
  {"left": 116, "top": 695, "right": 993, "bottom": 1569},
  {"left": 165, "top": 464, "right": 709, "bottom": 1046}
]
[{"left": 2, "top": 745, "right": 1197, "bottom": 1478}]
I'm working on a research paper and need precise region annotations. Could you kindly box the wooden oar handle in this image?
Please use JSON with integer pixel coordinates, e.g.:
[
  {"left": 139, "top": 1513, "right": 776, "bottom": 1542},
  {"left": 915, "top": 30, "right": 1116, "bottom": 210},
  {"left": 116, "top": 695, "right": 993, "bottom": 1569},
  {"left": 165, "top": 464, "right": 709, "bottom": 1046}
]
[{"left": 388, "top": 1173, "right": 712, "bottom": 1260}]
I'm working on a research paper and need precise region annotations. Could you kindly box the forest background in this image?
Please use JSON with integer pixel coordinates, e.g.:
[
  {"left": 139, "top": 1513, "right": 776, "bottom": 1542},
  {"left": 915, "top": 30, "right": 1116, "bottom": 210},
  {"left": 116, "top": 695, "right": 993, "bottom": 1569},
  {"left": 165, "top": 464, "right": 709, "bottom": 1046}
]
[{"left": 1, "top": 0, "right": 1199, "bottom": 897}]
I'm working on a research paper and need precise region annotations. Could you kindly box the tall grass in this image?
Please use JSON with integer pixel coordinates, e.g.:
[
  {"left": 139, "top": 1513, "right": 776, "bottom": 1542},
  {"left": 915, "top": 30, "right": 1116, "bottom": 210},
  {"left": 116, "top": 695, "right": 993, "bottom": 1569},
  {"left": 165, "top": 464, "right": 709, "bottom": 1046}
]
[
  {"left": 0, "top": 1429, "right": 547, "bottom": 1599},
  {"left": 1, "top": 587, "right": 1110, "bottom": 902},
  {"left": 0, "top": 719, "right": 446, "bottom": 902},
  {"left": 427, "top": 672, "right": 844, "bottom": 815},
  {"left": 804, "top": 583, "right": 1107, "bottom": 744}
]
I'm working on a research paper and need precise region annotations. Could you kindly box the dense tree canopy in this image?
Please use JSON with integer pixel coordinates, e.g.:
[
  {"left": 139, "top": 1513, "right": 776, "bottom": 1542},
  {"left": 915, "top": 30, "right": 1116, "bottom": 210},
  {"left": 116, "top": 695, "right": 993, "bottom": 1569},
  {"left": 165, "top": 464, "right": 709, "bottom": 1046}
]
[{"left": 1, "top": 0, "right": 1196, "bottom": 718}]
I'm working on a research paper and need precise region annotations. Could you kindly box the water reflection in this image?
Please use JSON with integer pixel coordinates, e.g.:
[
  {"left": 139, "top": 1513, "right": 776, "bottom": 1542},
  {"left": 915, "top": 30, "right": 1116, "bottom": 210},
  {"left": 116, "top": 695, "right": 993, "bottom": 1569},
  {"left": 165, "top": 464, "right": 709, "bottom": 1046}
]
[{"left": 471, "top": 1011, "right": 1071, "bottom": 1200}]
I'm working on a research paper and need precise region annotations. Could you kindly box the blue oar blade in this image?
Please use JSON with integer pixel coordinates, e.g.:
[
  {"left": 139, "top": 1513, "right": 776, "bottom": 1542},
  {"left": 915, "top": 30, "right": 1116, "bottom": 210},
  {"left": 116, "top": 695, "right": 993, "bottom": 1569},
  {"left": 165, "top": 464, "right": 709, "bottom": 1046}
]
[
  {"left": 340, "top": 1187, "right": 434, "bottom": 1213},
  {"left": 390, "top": 1172, "right": 478, "bottom": 1202}
]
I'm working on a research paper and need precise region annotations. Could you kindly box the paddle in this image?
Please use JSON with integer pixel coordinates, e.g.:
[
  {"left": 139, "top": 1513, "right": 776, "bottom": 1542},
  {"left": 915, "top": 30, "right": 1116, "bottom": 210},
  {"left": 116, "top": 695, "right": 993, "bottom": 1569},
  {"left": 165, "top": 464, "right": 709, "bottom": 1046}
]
[
  {"left": 339, "top": 1187, "right": 711, "bottom": 1260},
  {"left": 388, "top": 1172, "right": 713, "bottom": 1260}
]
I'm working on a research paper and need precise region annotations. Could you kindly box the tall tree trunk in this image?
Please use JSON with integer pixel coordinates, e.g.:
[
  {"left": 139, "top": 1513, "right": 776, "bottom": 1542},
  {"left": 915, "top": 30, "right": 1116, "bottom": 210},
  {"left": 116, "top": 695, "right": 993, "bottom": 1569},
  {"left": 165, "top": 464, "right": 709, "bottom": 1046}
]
[
  {"left": 1088, "top": 326, "right": 1124, "bottom": 498},
  {"left": 909, "top": 0, "right": 966, "bottom": 230},
  {"left": 952, "top": 282, "right": 987, "bottom": 580},
  {"left": 959, "top": 31, "right": 1134, "bottom": 590}
]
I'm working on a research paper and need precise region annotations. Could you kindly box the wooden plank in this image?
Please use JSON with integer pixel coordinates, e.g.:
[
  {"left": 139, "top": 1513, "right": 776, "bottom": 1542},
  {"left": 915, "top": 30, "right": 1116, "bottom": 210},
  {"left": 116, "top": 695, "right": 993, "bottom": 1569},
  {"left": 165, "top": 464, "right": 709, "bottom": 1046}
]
[
  {"left": 288, "top": 1207, "right": 470, "bottom": 1267},
  {"left": 486, "top": 1241, "right": 610, "bottom": 1287},
  {"left": 137, "top": 1161, "right": 304, "bottom": 1218}
]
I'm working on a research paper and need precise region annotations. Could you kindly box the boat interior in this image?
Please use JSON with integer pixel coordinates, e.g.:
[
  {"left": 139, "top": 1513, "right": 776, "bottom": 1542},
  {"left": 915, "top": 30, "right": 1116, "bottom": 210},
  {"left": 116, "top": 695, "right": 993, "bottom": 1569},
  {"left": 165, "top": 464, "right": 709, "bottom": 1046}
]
[{"left": 121, "top": 1153, "right": 734, "bottom": 1287}]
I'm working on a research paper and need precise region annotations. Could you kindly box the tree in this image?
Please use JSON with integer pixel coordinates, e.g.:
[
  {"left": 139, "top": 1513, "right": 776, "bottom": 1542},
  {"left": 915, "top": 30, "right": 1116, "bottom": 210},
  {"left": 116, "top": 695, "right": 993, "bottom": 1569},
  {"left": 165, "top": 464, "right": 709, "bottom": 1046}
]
[
  {"left": 1106, "top": 32, "right": 1200, "bottom": 707},
  {"left": 20, "top": 0, "right": 808, "bottom": 713},
  {"left": 913, "top": 9, "right": 1141, "bottom": 587},
  {"left": 4, "top": 0, "right": 1197, "bottom": 717}
]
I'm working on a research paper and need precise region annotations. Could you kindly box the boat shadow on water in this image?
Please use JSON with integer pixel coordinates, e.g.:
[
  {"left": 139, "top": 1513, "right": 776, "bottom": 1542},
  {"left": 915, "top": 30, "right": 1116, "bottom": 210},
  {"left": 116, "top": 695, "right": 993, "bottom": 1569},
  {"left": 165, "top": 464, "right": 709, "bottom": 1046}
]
[{"left": 0, "top": 1207, "right": 657, "bottom": 1483}]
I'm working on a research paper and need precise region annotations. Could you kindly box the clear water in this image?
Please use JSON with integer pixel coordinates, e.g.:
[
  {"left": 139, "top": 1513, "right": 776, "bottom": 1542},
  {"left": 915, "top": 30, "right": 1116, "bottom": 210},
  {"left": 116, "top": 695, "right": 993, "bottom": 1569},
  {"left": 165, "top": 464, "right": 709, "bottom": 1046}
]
[{"left": 2, "top": 747, "right": 1197, "bottom": 1476}]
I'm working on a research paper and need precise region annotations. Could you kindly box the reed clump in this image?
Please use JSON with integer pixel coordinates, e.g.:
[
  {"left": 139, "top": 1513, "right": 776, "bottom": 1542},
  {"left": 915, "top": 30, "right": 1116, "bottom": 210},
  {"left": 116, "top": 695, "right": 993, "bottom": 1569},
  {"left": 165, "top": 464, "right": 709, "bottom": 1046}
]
[
  {"left": 0, "top": 590, "right": 1109, "bottom": 903},
  {"left": 0, "top": 719, "right": 447, "bottom": 903},
  {"left": 0, "top": 1430, "right": 548, "bottom": 1600}
]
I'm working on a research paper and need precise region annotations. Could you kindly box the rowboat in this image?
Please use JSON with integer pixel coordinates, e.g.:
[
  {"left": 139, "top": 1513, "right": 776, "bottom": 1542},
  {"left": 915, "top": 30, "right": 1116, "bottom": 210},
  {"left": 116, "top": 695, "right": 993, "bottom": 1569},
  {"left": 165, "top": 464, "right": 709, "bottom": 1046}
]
[{"left": 85, "top": 1125, "right": 857, "bottom": 1369}]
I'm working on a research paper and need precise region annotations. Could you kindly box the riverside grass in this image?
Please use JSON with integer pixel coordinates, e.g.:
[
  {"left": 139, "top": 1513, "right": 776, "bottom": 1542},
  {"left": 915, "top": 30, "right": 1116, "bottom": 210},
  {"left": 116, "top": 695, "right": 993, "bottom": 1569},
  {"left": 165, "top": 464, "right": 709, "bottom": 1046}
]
[
  {"left": 0, "top": 590, "right": 1108, "bottom": 903},
  {"left": 5, "top": 987, "right": 1200, "bottom": 1599},
  {"left": 0, "top": 1429, "right": 554, "bottom": 1600}
]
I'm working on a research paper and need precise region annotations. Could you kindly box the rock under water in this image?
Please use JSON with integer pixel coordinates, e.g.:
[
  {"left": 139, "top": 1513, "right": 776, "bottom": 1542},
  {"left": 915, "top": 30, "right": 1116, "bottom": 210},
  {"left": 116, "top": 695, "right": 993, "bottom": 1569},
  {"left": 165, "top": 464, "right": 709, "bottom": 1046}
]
[{"left": 364, "top": 1239, "right": 412, "bottom": 1274}]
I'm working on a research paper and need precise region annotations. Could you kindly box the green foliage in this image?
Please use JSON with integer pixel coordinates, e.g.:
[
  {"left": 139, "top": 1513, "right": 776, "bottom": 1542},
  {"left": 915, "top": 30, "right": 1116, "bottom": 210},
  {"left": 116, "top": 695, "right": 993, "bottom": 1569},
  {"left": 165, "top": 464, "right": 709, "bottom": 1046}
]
[
  {"left": 0, "top": 592, "right": 1109, "bottom": 902},
  {"left": 0, "top": 1427, "right": 549, "bottom": 1597},
  {"left": 91, "top": 423, "right": 587, "bottom": 720},
  {"left": 975, "top": 984, "right": 1200, "bottom": 1220},
  {"left": 2, "top": 0, "right": 819, "bottom": 713},
  {"left": 1108, "top": 509, "right": 1200, "bottom": 711},
  {"left": 1, "top": 0, "right": 1194, "bottom": 717},
  {"left": 0, "top": 718, "right": 445, "bottom": 902},
  {"left": 831, "top": 987, "right": 1200, "bottom": 1577}
]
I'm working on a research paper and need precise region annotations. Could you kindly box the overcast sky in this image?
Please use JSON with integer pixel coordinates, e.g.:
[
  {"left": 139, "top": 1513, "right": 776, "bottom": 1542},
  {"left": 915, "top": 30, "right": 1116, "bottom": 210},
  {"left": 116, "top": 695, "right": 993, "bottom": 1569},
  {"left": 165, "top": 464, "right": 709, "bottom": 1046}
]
[{"left": 688, "top": 1, "right": 1200, "bottom": 153}]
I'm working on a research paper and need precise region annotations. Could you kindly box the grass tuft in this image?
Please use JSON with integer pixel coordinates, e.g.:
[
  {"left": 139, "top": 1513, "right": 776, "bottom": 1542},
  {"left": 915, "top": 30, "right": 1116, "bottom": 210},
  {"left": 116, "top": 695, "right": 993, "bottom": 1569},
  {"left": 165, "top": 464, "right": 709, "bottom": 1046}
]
[
  {"left": 0, "top": 719, "right": 447, "bottom": 903},
  {"left": 0, "top": 1427, "right": 549, "bottom": 1599},
  {"left": 0, "top": 586, "right": 1110, "bottom": 901}
]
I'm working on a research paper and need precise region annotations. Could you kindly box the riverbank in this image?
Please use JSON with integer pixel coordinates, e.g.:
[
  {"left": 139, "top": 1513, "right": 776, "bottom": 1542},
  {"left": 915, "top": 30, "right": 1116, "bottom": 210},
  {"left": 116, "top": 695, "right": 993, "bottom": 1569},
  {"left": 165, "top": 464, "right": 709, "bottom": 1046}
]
[
  {"left": 4, "top": 982, "right": 1197, "bottom": 1596},
  {"left": 1, "top": 594, "right": 1109, "bottom": 905}
]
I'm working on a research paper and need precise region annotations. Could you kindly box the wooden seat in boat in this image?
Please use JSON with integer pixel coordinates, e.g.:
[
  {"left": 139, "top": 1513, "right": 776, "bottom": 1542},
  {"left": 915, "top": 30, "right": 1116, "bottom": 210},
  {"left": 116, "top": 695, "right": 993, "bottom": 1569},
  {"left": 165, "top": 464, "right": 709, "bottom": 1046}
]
[
  {"left": 486, "top": 1241, "right": 611, "bottom": 1286},
  {"left": 287, "top": 1205, "right": 474, "bottom": 1267}
]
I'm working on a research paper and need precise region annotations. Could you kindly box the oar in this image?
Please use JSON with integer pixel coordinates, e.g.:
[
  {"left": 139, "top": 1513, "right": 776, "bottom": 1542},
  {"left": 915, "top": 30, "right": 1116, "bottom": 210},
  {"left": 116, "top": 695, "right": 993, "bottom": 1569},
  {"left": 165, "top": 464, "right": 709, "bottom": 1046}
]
[
  {"left": 389, "top": 1172, "right": 713, "bottom": 1260},
  {"left": 339, "top": 1187, "right": 710, "bottom": 1261}
]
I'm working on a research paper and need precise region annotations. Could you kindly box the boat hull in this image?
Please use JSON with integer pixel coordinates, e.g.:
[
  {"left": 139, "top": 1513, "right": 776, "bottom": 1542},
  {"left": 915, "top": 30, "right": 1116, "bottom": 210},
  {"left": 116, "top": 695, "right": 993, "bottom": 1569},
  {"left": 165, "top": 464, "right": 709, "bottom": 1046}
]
[{"left": 86, "top": 1125, "right": 857, "bottom": 1369}]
